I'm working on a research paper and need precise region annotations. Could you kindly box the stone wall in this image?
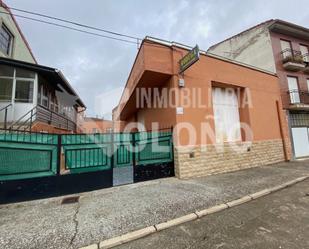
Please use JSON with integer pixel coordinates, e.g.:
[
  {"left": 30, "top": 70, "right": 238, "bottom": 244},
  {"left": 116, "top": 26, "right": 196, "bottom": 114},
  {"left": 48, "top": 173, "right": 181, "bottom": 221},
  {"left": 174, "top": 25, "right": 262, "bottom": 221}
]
[{"left": 174, "top": 139, "right": 285, "bottom": 179}]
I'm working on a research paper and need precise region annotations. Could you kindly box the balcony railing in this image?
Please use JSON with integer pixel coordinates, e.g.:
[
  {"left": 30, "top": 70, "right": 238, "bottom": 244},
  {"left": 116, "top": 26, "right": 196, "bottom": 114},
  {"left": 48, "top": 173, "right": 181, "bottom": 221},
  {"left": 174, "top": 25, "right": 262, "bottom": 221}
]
[
  {"left": 303, "top": 53, "right": 309, "bottom": 73},
  {"left": 281, "top": 49, "right": 306, "bottom": 71},
  {"left": 8, "top": 105, "right": 77, "bottom": 132},
  {"left": 287, "top": 90, "right": 309, "bottom": 105}
]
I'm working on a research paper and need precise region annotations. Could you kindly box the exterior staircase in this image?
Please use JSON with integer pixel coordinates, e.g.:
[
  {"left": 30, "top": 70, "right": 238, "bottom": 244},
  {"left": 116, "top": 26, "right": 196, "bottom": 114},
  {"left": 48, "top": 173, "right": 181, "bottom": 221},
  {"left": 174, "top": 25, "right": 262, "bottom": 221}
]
[{"left": 0, "top": 104, "right": 77, "bottom": 133}]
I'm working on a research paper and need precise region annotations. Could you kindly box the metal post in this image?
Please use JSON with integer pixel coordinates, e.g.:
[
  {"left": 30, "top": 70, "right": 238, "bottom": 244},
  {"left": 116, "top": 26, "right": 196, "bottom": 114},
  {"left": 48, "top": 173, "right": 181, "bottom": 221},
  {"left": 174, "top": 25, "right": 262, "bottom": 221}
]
[
  {"left": 132, "top": 132, "right": 137, "bottom": 182},
  {"left": 111, "top": 132, "right": 114, "bottom": 168},
  {"left": 29, "top": 109, "right": 33, "bottom": 132},
  {"left": 4, "top": 107, "right": 7, "bottom": 130},
  {"left": 132, "top": 132, "right": 136, "bottom": 167},
  {"left": 57, "top": 134, "right": 62, "bottom": 175},
  {"left": 110, "top": 132, "right": 114, "bottom": 186},
  {"left": 49, "top": 111, "right": 52, "bottom": 125}
]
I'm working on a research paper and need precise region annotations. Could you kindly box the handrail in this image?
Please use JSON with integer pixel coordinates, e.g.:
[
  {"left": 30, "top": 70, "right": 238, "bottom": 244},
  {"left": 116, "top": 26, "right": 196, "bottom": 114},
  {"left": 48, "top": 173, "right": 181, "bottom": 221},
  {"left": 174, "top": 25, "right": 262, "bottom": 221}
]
[
  {"left": 281, "top": 48, "right": 306, "bottom": 63},
  {"left": 37, "top": 104, "right": 75, "bottom": 124},
  {"left": 0, "top": 103, "right": 12, "bottom": 112},
  {"left": 287, "top": 89, "right": 309, "bottom": 105},
  {"left": 10, "top": 106, "right": 37, "bottom": 128},
  {"left": 0, "top": 103, "right": 12, "bottom": 129},
  {"left": 8, "top": 105, "right": 78, "bottom": 132}
]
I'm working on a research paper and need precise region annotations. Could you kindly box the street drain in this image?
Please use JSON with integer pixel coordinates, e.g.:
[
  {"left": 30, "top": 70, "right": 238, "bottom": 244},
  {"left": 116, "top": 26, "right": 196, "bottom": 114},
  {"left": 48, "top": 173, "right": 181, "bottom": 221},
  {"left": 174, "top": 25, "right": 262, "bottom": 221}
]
[{"left": 61, "top": 196, "right": 80, "bottom": 205}]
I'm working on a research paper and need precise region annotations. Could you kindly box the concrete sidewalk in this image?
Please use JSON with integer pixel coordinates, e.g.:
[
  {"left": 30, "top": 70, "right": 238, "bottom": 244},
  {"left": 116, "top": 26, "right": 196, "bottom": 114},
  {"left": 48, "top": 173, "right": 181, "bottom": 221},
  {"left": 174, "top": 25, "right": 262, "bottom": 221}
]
[{"left": 0, "top": 160, "right": 308, "bottom": 249}]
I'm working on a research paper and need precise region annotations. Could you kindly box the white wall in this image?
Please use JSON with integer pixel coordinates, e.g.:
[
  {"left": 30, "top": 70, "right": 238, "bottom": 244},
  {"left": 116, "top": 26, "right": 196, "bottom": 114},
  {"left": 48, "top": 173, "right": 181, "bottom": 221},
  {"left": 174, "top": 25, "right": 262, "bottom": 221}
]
[
  {"left": 0, "top": 6, "right": 36, "bottom": 63},
  {"left": 208, "top": 24, "right": 276, "bottom": 73}
]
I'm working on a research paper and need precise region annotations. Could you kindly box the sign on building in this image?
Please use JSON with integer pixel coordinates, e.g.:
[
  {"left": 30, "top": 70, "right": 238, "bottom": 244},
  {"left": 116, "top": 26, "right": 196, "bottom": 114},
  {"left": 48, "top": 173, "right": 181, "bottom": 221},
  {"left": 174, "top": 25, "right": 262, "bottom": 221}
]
[{"left": 179, "top": 45, "right": 200, "bottom": 73}]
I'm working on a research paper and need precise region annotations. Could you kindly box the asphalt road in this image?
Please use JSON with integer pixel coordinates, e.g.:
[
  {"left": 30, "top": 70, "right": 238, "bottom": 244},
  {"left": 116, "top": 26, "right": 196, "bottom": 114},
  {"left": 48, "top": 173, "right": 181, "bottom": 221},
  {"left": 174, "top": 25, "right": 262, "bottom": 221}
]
[
  {"left": 0, "top": 160, "right": 308, "bottom": 249},
  {"left": 116, "top": 179, "right": 309, "bottom": 249}
]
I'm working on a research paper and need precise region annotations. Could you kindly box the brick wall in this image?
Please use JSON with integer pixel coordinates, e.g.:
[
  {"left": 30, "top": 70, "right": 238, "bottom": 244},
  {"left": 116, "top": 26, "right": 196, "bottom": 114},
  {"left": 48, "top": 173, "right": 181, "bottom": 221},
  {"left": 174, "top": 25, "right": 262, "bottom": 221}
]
[
  {"left": 31, "top": 121, "right": 73, "bottom": 134},
  {"left": 174, "top": 139, "right": 285, "bottom": 179}
]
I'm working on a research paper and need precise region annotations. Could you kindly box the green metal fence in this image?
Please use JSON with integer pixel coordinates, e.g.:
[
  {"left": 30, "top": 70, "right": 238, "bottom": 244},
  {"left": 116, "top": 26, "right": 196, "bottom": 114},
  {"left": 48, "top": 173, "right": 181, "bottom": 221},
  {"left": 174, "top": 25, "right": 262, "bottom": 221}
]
[
  {"left": 61, "top": 133, "right": 112, "bottom": 173},
  {"left": 0, "top": 129, "right": 174, "bottom": 181},
  {"left": 0, "top": 131, "right": 58, "bottom": 180}
]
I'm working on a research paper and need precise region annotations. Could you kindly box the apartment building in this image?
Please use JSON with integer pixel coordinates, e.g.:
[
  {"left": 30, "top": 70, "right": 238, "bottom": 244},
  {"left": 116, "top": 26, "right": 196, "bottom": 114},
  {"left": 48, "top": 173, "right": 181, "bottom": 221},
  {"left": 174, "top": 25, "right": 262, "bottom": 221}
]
[{"left": 208, "top": 19, "right": 309, "bottom": 159}]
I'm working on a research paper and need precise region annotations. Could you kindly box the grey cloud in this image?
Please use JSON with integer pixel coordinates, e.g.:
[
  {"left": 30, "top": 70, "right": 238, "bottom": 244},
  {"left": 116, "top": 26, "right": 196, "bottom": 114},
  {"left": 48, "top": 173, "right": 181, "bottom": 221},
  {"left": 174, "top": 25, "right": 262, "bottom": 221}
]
[{"left": 5, "top": 0, "right": 309, "bottom": 117}]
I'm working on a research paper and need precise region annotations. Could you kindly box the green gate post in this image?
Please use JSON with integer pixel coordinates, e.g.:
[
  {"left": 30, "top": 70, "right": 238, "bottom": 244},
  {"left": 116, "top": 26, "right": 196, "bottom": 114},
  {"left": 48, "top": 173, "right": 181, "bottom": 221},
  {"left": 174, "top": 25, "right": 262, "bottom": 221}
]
[
  {"left": 132, "top": 132, "right": 136, "bottom": 167},
  {"left": 57, "top": 134, "right": 62, "bottom": 175},
  {"left": 111, "top": 132, "right": 114, "bottom": 169}
]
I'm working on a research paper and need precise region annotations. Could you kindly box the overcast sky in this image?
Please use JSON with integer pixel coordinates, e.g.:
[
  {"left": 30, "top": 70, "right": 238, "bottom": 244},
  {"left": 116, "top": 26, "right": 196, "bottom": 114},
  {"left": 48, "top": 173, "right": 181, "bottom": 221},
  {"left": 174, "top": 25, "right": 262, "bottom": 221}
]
[{"left": 5, "top": 0, "right": 309, "bottom": 119}]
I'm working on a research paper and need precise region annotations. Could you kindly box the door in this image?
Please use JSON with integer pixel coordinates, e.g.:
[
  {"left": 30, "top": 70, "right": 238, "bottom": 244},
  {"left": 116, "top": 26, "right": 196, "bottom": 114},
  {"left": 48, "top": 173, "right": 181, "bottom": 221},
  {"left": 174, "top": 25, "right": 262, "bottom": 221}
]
[
  {"left": 300, "top": 45, "right": 309, "bottom": 62},
  {"left": 287, "top": 77, "right": 300, "bottom": 104},
  {"left": 291, "top": 127, "right": 309, "bottom": 158}
]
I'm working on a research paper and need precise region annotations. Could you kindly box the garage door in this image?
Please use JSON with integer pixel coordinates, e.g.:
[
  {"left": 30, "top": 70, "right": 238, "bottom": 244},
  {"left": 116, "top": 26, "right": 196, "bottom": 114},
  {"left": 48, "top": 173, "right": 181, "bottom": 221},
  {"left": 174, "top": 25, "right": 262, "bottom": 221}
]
[{"left": 291, "top": 127, "right": 309, "bottom": 158}]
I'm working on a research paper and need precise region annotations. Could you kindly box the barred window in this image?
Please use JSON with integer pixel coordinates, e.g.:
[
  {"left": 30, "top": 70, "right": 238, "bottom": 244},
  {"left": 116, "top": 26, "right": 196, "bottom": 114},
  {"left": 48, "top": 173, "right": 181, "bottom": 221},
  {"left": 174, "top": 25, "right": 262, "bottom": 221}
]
[
  {"left": 0, "top": 24, "right": 13, "bottom": 56},
  {"left": 290, "top": 113, "right": 309, "bottom": 127}
]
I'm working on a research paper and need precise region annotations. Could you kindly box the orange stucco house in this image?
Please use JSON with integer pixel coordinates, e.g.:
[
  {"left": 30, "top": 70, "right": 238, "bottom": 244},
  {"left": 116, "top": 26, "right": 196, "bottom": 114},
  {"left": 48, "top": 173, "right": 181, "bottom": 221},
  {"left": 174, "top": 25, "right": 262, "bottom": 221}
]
[
  {"left": 114, "top": 37, "right": 290, "bottom": 179},
  {"left": 80, "top": 116, "right": 113, "bottom": 133}
]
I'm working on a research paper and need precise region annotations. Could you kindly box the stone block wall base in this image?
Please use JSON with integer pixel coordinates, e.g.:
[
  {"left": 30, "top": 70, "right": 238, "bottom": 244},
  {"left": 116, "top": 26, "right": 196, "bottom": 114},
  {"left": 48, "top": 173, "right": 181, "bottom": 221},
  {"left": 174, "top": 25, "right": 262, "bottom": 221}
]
[{"left": 174, "top": 139, "right": 285, "bottom": 179}]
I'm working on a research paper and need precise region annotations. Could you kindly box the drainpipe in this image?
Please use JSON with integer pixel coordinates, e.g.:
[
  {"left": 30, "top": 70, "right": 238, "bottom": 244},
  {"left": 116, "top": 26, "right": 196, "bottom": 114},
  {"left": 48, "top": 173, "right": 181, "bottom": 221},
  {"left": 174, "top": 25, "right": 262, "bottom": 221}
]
[{"left": 276, "top": 100, "right": 290, "bottom": 161}]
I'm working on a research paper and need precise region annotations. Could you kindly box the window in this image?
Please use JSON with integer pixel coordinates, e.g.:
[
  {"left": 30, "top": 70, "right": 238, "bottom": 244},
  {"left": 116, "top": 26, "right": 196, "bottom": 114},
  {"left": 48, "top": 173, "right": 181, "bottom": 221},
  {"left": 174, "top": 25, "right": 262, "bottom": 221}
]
[
  {"left": 0, "top": 78, "right": 13, "bottom": 101},
  {"left": 0, "top": 65, "right": 14, "bottom": 77},
  {"left": 212, "top": 87, "right": 241, "bottom": 143},
  {"left": 307, "top": 79, "right": 309, "bottom": 91},
  {"left": 50, "top": 93, "right": 59, "bottom": 112},
  {"left": 280, "top": 40, "right": 292, "bottom": 59},
  {"left": 287, "top": 76, "right": 300, "bottom": 103},
  {"left": 41, "top": 85, "right": 49, "bottom": 107},
  {"left": 300, "top": 44, "right": 309, "bottom": 63},
  {"left": 0, "top": 24, "right": 13, "bottom": 56},
  {"left": 15, "top": 80, "right": 34, "bottom": 103},
  {"left": 92, "top": 128, "right": 98, "bottom": 133},
  {"left": 16, "top": 68, "right": 35, "bottom": 79}
]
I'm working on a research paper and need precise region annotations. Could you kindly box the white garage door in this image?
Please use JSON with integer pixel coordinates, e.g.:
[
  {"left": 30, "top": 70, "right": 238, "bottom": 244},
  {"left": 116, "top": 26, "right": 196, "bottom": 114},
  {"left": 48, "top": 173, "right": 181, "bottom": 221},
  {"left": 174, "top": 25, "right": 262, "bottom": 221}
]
[{"left": 291, "top": 127, "right": 309, "bottom": 158}]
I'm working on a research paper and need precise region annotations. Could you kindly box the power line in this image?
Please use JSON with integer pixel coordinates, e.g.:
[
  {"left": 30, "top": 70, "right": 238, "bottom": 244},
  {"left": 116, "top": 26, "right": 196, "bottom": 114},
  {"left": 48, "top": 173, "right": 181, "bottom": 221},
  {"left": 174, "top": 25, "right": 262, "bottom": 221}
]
[
  {"left": 6, "top": 5, "right": 141, "bottom": 41},
  {"left": 0, "top": 10, "right": 138, "bottom": 45}
]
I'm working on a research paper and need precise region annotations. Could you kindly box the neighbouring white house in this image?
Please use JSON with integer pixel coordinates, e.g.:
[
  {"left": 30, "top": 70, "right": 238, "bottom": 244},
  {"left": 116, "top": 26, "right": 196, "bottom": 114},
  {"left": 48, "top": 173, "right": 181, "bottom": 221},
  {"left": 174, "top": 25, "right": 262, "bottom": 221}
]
[{"left": 0, "top": 0, "right": 86, "bottom": 133}]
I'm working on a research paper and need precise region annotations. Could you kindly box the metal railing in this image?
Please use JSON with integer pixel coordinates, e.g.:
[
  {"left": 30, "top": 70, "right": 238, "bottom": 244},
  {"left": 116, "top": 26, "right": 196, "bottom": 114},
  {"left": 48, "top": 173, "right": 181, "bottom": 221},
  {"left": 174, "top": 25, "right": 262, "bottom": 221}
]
[
  {"left": 36, "top": 105, "right": 77, "bottom": 131},
  {"left": 8, "top": 105, "right": 77, "bottom": 132},
  {"left": 303, "top": 53, "right": 309, "bottom": 64},
  {"left": 281, "top": 49, "right": 305, "bottom": 64},
  {"left": 287, "top": 90, "right": 309, "bottom": 105},
  {"left": 0, "top": 103, "right": 12, "bottom": 129},
  {"left": 9, "top": 106, "right": 37, "bottom": 131}
]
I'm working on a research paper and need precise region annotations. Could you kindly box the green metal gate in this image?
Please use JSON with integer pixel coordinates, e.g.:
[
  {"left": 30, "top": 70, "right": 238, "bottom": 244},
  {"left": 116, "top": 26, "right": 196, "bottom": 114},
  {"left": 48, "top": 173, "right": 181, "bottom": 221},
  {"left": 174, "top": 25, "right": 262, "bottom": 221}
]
[
  {"left": 0, "top": 129, "right": 174, "bottom": 183},
  {"left": 135, "top": 130, "right": 173, "bottom": 165},
  {"left": 61, "top": 133, "right": 112, "bottom": 173}
]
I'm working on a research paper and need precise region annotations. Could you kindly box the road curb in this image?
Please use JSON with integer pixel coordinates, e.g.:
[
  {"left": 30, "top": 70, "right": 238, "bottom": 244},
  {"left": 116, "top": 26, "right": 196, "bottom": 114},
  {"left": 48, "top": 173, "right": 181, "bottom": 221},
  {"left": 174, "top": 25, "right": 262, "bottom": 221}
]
[
  {"left": 79, "top": 175, "right": 309, "bottom": 249},
  {"left": 155, "top": 213, "right": 198, "bottom": 231},
  {"left": 195, "top": 203, "right": 228, "bottom": 218},
  {"left": 99, "top": 226, "right": 156, "bottom": 249},
  {"left": 226, "top": 195, "right": 252, "bottom": 208},
  {"left": 80, "top": 244, "right": 98, "bottom": 249}
]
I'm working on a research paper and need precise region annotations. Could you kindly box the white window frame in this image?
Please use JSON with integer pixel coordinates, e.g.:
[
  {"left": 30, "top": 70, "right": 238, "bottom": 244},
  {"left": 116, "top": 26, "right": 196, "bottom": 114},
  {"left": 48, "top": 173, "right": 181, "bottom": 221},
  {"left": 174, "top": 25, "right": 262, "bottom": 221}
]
[{"left": 0, "top": 23, "right": 14, "bottom": 56}]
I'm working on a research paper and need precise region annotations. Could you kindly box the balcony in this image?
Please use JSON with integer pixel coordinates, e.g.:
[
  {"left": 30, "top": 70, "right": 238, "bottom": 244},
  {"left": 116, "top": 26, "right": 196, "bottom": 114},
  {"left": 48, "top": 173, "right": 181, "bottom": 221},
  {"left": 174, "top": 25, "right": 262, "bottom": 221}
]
[
  {"left": 303, "top": 53, "right": 309, "bottom": 74},
  {"left": 287, "top": 90, "right": 309, "bottom": 110},
  {"left": 281, "top": 49, "right": 306, "bottom": 71}
]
